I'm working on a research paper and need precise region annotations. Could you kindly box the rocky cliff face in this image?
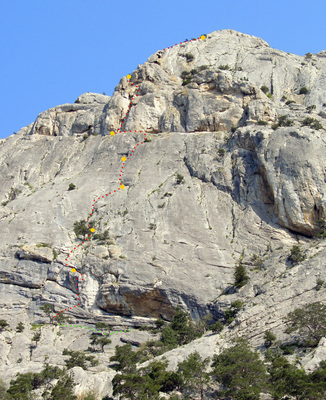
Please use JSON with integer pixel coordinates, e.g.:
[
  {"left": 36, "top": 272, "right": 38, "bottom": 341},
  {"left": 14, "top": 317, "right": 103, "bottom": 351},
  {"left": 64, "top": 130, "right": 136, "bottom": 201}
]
[{"left": 1, "top": 29, "right": 326, "bottom": 398}]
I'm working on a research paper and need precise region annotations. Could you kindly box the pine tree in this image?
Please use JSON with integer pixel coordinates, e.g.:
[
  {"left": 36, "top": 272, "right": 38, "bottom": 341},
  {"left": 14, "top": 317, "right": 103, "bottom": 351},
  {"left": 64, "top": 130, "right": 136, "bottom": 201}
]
[
  {"left": 284, "top": 302, "right": 326, "bottom": 347},
  {"left": 40, "top": 303, "right": 54, "bottom": 324},
  {"left": 109, "top": 343, "right": 139, "bottom": 373},
  {"left": 7, "top": 373, "right": 35, "bottom": 400},
  {"left": 161, "top": 306, "right": 200, "bottom": 346},
  {"left": 90, "top": 333, "right": 111, "bottom": 352},
  {"left": 48, "top": 370, "right": 77, "bottom": 400},
  {"left": 211, "top": 337, "right": 269, "bottom": 399},
  {"left": 16, "top": 322, "right": 25, "bottom": 333},
  {"left": 177, "top": 352, "right": 211, "bottom": 400},
  {"left": 234, "top": 263, "right": 249, "bottom": 288},
  {"left": 267, "top": 352, "right": 312, "bottom": 399}
]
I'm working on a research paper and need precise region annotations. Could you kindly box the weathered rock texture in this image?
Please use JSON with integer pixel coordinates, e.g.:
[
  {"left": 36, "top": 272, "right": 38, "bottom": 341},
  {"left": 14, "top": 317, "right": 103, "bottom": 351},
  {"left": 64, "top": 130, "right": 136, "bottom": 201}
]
[{"left": 0, "top": 29, "right": 326, "bottom": 398}]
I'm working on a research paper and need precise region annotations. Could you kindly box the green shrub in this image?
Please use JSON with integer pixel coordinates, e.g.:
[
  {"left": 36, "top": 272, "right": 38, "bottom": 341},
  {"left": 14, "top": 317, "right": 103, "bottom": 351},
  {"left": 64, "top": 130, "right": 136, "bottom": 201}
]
[
  {"left": 218, "top": 148, "right": 225, "bottom": 157},
  {"left": 52, "top": 249, "right": 58, "bottom": 260},
  {"left": 307, "top": 105, "right": 316, "bottom": 112},
  {"left": 148, "top": 318, "right": 166, "bottom": 334},
  {"left": 40, "top": 303, "right": 55, "bottom": 323},
  {"left": 278, "top": 115, "right": 294, "bottom": 127},
  {"left": 68, "top": 183, "right": 76, "bottom": 191},
  {"left": 251, "top": 254, "right": 263, "bottom": 269},
  {"left": 316, "top": 219, "right": 326, "bottom": 238},
  {"left": 55, "top": 312, "right": 67, "bottom": 324},
  {"left": 93, "top": 229, "right": 110, "bottom": 241},
  {"left": 36, "top": 243, "right": 50, "bottom": 248},
  {"left": 62, "top": 349, "right": 97, "bottom": 370},
  {"left": 234, "top": 263, "right": 249, "bottom": 288},
  {"left": 279, "top": 343, "right": 296, "bottom": 355},
  {"left": 257, "top": 120, "right": 268, "bottom": 125},
  {"left": 73, "top": 220, "right": 94, "bottom": 239},
  {"left": 231, "top": 300, "right": 243, "bottom": 311},
  {"left": 180, "top": 71, "right": 190, "bottom": 79},
  {"left": 267, "top": 93, "right": 273, "bottom": 98},
  {"left": 301, "top": 117, "right": 323, "bottom": 130},
  {"left": 264, "top": 330, "right": 277, "bottom": 348},
  {"left": 305, "top": 52, "right": 313, "bottom": 59},
  {"left": 285, "top": 100, "right": 296, "bottom": 105},
  {"left": 182, "top": 78, "right": 192, "bottom": 86},
  {"left": 184, "top": 53, "right": 194, "bottom": 62},
  {"left": 195, "top": 313, "right": 214, "bottom": 335},
  {"left": 95, "top": 322, "right": 109, "bottom": 330},
  {"left": 272, "top": 123, "right": 279, "bottom": 130},
  {"left": 218, "top": 65, "right": 230, "bottom": 70},
  {"left": 149, "top": 223, "right": 157, "bottom": 230},
  {"left": 316, "top": 279, "right": 324, "bottom": 291},
  {"left": 0, "top": 320, "right": 9, "bottom": 331},
  {"left": 7, "top": 187, "right": 22, "bottom": 202},
  {"left": 210, "top": 321, "right": 224, "bottom": 333},
  {"left": 32, "top": 331, "right": 41, "bottom": 345},
  {"left": 224, "top": 301, "right": 243, "bottom": 324},
  {"left": 260, "top": 85, "right": 269, "bottom": 94},
  {"left": 302, "top": 117, "right": 317, "bottom": 126},
  {"left": 16, "top": 322, "right": 25, "bottom": 333},
  {"left": 288, "top": 245, "right": 305, "bottom": 264},
  {"left": 175, "top": 173, "right": 185, "bottom": 184},
  {"left": 311, "top": 121, "right": 323, "bottom": 130},
  {"left": 299, "top": 87, "right": 309, "bottom": 94},
  {"left": 198, "top": 65, "right": 209, "bottom": 71},
  {"left": 31, "top": 322, "right": 44, "bottom": 330}
]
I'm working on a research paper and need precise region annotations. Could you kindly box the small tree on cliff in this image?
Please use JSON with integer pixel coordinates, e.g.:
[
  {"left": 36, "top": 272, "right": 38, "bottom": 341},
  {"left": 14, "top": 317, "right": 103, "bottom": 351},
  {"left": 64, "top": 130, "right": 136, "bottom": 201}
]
[{"left": 40, "top": 303, "right": 54, "bottom": 324}]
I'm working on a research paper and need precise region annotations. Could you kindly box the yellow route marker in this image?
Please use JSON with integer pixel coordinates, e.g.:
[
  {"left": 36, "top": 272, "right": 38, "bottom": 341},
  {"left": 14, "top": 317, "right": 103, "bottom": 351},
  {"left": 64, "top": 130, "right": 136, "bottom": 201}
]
[
  {"left": 71, "top": 268, "right": 76, "bottom": 273},
  {"left": 110, "top": 131, "right": 115, "bottom": 136},
  {"left": 121, "top": 156, "right": 126, "bottom": 161},
  {"left": 127, "top": 74, "right": 131, "bottom": 79},
  {"left": 90, "top": 228, "right": 95, "bottom": 233},
  {"left": 120, "top": 185, "right": 125, "bottom": 190},
  {"left": 201, "top": 35, "right": 206, "bottom": 40}
]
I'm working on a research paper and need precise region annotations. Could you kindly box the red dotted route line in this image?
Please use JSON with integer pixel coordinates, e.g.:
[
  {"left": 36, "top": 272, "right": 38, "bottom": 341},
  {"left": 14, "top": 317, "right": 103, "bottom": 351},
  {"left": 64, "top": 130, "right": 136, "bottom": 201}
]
[{"left": 53, "top": 35, "right": 204, "bottom": 320}]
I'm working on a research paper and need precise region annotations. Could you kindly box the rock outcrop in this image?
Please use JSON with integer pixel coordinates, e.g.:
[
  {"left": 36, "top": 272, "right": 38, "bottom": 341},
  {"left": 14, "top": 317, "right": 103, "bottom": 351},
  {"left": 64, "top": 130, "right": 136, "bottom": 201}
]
[{"left": 0, "top": 28, "right": 326, "bottom": 398}]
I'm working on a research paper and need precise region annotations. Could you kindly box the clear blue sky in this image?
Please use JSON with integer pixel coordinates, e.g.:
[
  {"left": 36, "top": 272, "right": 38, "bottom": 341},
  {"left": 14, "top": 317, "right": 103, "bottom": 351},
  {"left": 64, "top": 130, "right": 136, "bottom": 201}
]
[{"left": 1, "top": 0, "right": 325, "bottom": 139}]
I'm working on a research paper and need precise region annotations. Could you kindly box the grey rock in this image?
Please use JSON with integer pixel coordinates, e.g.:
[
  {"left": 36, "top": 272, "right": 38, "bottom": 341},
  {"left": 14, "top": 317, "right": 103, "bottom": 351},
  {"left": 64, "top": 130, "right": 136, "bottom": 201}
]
[
  {"left": 75, "top": 92, "right": 111, "bottom": 104},
  {"left": 0, "top": 28, "right": 326, "bottom": 397}
]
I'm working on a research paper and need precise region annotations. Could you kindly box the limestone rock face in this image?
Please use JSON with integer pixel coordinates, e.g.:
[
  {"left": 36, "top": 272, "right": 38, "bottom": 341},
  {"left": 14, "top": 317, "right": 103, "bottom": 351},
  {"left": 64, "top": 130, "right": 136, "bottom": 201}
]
[
  {"left": 75, "top": 92, "right": 111, "bottom": 104},
  {"left": 1, "top": 28, "right": 326, "bottom": 397}
]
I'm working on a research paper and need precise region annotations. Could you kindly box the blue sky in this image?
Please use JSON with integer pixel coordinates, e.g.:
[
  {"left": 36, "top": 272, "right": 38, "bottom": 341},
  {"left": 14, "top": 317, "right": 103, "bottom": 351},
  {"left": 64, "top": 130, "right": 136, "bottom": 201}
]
[{"left": 1, "top": 0, "right": 325, "bottom": 139}]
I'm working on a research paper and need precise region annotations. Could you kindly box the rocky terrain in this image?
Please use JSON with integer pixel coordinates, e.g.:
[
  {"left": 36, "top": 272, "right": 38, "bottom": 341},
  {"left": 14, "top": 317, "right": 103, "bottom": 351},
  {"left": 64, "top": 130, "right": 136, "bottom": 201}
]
[{"left": 0, "top": 29, "right": 326, "bottom": 398}]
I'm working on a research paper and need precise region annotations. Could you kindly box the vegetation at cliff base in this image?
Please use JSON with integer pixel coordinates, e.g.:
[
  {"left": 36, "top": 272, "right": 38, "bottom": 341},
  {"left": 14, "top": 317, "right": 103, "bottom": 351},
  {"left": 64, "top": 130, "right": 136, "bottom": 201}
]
[{"left": 284, "top": 302, "right": 326, "bottom": 347}]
